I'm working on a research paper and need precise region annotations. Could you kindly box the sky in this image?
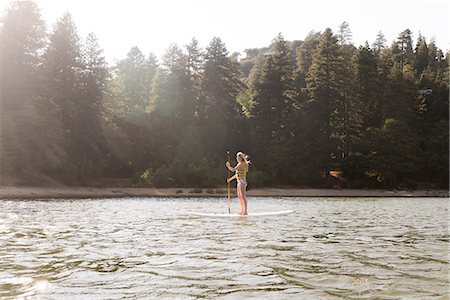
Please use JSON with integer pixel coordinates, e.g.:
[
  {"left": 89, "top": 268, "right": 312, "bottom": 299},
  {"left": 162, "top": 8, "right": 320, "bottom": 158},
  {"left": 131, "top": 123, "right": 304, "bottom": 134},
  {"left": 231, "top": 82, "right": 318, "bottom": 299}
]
[{"left": 1, "top": 0, "right": 449, "bottom": 64}]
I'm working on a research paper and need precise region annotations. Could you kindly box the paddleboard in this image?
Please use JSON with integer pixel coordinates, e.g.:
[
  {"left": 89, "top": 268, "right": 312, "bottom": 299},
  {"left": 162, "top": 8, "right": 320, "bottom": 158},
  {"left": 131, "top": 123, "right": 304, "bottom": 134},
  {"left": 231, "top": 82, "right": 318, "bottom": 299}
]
[{"left": 188, "top": 210, "right": 294, "bottom": 218}]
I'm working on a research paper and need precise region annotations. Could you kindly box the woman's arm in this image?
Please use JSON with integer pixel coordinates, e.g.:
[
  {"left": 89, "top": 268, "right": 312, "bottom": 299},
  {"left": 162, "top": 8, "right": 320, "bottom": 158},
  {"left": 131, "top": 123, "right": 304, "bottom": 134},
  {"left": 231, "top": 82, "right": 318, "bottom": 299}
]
[
  {"left": 226, "top": 161, "right": 242, "bottom": 172},
  {"left": 227, "top": 174, "right": 237, "bottom": 183}
]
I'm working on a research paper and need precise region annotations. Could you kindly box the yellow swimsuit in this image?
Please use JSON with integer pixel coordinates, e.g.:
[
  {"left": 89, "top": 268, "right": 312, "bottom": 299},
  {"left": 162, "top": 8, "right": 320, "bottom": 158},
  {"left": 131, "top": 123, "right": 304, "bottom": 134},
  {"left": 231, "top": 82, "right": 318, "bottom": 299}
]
[{"left": 236, "top": 162, "right": 249, "bottom": 185}]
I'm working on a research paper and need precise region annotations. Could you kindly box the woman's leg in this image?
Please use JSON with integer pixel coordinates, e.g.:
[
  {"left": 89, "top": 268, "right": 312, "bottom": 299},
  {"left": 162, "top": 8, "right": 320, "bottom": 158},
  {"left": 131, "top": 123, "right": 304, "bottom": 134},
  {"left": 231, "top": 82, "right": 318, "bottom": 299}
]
[
  {"left": 237, "top": 183, "right": 243, "bottom": 214},
  {"left": 240, "top": 183, "right": 248, "bottom": 215}
]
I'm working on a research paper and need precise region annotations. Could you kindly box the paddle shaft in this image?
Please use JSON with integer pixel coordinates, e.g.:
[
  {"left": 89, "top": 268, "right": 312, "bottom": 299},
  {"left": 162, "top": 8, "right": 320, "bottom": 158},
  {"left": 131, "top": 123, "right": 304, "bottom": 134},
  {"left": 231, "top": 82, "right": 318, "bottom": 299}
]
[{"left": 227, "top": 151, "right": 230, "bottom": 214}]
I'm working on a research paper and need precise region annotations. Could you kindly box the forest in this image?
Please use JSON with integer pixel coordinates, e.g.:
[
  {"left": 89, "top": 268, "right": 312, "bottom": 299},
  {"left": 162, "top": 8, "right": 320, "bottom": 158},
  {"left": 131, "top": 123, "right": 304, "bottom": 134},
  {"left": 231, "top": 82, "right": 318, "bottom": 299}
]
[{"left": 0, "top": 1, "right": 448, "bottom": 189}]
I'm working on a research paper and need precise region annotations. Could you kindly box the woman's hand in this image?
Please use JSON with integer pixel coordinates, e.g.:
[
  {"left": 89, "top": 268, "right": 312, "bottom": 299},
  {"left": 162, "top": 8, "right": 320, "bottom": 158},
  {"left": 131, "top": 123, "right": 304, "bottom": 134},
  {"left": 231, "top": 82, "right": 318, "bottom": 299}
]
[
  {"left": 225, "top": 161, "right": 230, "bottom": 168},
  {"left": 226, "top": 178, "right": 231, "bottom": 183}
]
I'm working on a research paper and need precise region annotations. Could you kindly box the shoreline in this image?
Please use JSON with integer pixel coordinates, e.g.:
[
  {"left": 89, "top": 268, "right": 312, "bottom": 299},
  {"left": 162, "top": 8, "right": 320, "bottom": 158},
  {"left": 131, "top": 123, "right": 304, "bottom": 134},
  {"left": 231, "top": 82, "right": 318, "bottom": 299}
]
[{"left": 0, "top": 186, "right": 448, "bottom": 199}]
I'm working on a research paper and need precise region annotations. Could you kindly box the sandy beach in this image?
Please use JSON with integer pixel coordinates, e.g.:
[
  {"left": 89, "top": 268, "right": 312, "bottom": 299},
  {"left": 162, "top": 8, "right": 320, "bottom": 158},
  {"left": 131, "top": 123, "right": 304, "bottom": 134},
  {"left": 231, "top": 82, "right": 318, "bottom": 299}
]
[{"left": 0, "top": 186, "right": 448, "bottom": 199}]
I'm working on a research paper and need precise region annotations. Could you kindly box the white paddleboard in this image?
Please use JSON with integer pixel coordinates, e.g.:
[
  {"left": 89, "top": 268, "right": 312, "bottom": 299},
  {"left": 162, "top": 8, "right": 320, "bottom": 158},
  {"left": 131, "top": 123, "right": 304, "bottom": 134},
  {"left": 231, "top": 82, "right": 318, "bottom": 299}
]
[{"left": 188, "top": 210, "right": 294, "bottom": 218}]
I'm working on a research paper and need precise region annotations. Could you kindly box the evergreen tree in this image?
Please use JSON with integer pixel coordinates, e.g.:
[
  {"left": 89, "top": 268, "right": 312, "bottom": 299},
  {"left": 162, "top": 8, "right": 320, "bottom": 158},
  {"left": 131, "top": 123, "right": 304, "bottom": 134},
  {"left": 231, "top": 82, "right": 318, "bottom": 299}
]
[
  {"left": 414, "top": 33, "right": 429, "bottom": 74},
  {"left": 248, "top": 33, "right": 297, "bottom": 181},
  {"left": 294, "top": 31, "right": 321, "bottom": 104},
  {"left": 304, "top": 28, "right": 344, "bottom": 177},
  {"left": 418, "top": 50, "right": 449, "bottom": 185},
  {"left": 343, "top": 43, "right": 382, "bottom": 182},
  {"left": 391, "top": 29, "right": 415, "bottom": 69},
  {"left": 372, "top": 31, "right": 387, "bottom": 54},
  {"left": 382, "top": 64, "right": 417, "bottom": 126},
  {"left": 43, "top": 12, "right": 88, "bottom": 183},
  {"left": 110, "top": 46, "right": 157, "bottom": 123},
  {"left": 0, "top": 1, "right": 65, "bottom": 184},
  {"left": 337, "top": 26, "right": 357, "bottom": 168},
  {"left": 185, "top": 38, "right": 203, "bottom": 118},
  {"left": 185, "top": 38, "right": 203, "bottom": 79},
  {"left": 150, "top": 42, "right": 201, "bottom": 131},
  {"left": 337, "top": 21, "right": 352, "bottom": 45},
  {"left": 1, "top": 4, "right": 448, "bottom": 189},
  {"left": 199, "top": 37, "right": 244, "bottom": 157},
  {"left": 427, "top": 38, "right": 446, "bottom": 70},
  {"left": 76, "top": 33, "right": 109, "bottom": 182},
  {"left": 352, "top": 43, "right": 380, "bottom": 128},
  {"left": 149, "top": 41, "right": 208, "bottom": 185}
]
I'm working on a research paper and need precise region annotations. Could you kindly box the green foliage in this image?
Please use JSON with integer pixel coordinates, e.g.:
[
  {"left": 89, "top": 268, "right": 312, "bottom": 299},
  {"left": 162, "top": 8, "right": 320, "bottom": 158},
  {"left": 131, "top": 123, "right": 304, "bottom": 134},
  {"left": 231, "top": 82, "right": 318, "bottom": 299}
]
[
  {"left": 414, "top": 34, "right": 429, "bottom": 74},
  {"left": 236, "top": 90, "right": 254, "bottom": 118},
  {"left": 248, "top": 33, "right": 298, "bottom": 179},
  {"left": 295, "top": 31, "right": 321, "bottom": 89},
  {"left": 0, "top": 1, "right": 66, "bottom": 185},
  {"left": 353, "top": 43, "right": 381, "bottom": 128},
  {"left": 304, "top": 28, "right": 343, "bottom": 174},
  {"left": 43, "top": 12, "right": 105, "bottom": 184},
  {"left": 198, "top": 37, "right": 244, "bottom": 157},
  {"left": 109, "top": 47, "right": 157, "bottom": 122},
  {"left": 420, "top": 120, "right": 449, "bottom": 187},
  {"left": 372, "top": 31, "right": 387, "bottom": 53},
  {"left": 354, "top": 119, "right": 421, "bottom": 187},
  {"left": 1, "top": 2, "right": 448, "bottom": 189},
  {"left": 132, "top": 168, "right": 153, "bottom": 187},
  {"left": 391, "top": 29, "right": 415, "bottom": 68}
]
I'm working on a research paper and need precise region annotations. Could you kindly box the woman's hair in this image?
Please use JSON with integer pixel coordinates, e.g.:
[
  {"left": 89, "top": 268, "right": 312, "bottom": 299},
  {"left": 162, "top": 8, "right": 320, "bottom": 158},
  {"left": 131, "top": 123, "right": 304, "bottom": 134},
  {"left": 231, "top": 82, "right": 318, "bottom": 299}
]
[{"left": 236, "top": 151, "right": 251, "bottom": 164}]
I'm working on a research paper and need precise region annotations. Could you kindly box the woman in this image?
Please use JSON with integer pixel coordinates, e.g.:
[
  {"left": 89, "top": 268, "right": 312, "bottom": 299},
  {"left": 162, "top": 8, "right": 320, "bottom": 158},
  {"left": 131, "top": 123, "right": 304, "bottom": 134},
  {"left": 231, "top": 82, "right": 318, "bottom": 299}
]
[{"left": 226, "top": 152, "right": 250, "bottom": 215}]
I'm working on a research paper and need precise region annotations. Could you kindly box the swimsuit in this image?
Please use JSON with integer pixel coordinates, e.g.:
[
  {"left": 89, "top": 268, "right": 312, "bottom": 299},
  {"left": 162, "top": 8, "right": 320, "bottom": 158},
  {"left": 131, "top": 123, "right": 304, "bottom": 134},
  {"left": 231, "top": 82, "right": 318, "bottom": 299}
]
[
  {"left": 236, "top": 162, "right": 249, "bottom": 187},
  {"left": 237, "top": 178, "right": 248, "bottom": 186}
]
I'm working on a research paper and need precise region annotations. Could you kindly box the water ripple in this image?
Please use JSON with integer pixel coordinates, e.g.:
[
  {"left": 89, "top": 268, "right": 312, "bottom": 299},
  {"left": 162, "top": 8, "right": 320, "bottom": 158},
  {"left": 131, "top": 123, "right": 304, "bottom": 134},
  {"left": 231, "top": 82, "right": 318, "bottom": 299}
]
[{"left": 0, "top": 197, "right": 448, "bottom": 299}]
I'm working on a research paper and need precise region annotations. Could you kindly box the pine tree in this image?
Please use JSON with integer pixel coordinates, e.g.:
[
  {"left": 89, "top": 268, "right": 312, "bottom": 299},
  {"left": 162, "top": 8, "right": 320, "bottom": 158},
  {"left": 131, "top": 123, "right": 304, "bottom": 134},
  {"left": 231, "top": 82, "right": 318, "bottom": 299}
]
[
  {"left": 149, "top": 41, "right": 205, "bottom": 181},
  {"left": 185, "top": 38, "right": 203, "bottom": 79},
  {"left": 111, "top": 46, "right": 157, "bottom": 122},
  {"left": 372, "top": 31, "right": 387, "bottom": 55},
  {"left": 76, "top": 33, "right": 109, "bottom": 182},
  {"left": 343, "top": 43, "right": 381, "bottom": 181},
  {"left": 414, "top": 33, "right": 429, "bottom": 74},
  {"left": 305, "top": 28, "right": 344, "bottom": 176},
  {"left": 249, "top": 34, "right": 297, "bottom": 180},
  {"left": 0, "top": 1, "right": 65, "bottom": 184},
  {"left": 151, "top": 43, "right": 196, "bottom": 135},
  {"left": 295, "top": 31, "right": 321, "bottom": 92},
  {"left": 199, "top": 37, "right": 243, "bottom": 157},
  {"left": 382, "top": 64, "right": 417, "bottom": 126},
  {"left": 337, "top": 21, "right": 352, "bottom": 45},
  {"left": 353, "top": 43, "right": 380, "bottom": 128},
  {"left": 391, "top": 29, "right": 415, "bottom": 69},
  {"left": 43, "top": 12, "right": 88, "bottom": 183},
  {"left": 185, "top": 38, "right": 203, "bottom": 118},
  {"left": 427, "top": 38, "right": 446, "bottom": 71},
  {"left": 337, "top": 24, "right": 356, "bottom": 168}
]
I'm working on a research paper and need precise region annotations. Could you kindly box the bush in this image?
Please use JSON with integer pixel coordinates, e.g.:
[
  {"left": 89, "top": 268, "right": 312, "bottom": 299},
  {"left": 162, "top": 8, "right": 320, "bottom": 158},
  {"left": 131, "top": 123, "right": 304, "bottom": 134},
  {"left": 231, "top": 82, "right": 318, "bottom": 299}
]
[
  {"left": 132, "top": 168, "right": 153, "bottom": 187},
  {"left": 152, "top": 165, "right": 171, "bottom": 187}
]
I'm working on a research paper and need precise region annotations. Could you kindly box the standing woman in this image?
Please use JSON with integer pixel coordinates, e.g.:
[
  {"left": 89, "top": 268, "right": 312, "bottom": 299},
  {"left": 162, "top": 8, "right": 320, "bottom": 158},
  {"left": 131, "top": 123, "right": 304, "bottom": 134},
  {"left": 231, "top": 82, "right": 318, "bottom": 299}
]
[{"left": 226, "top": 152, "right": 250, "bottom": 215}]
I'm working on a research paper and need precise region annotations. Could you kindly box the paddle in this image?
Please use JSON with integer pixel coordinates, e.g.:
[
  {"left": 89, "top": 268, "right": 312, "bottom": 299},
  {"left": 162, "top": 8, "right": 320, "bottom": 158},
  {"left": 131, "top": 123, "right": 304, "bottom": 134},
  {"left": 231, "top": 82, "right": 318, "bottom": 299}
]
[{"left": 227, "top": 150, "right": 231, "bottom": 214}]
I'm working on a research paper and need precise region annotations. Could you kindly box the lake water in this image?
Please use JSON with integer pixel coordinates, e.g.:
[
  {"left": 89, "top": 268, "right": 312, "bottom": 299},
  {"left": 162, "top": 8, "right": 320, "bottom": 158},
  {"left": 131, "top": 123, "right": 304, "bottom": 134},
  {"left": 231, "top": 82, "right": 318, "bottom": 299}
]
[{"left": 0, "top": 197, "right": 448, "bottom": 299}]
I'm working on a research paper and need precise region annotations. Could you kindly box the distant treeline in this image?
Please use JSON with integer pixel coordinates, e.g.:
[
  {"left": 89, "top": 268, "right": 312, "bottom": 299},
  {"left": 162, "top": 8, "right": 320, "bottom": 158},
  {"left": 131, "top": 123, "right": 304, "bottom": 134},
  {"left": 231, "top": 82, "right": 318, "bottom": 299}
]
[{"left": 0, "top": 1, "right": 448, "bottom": 188}]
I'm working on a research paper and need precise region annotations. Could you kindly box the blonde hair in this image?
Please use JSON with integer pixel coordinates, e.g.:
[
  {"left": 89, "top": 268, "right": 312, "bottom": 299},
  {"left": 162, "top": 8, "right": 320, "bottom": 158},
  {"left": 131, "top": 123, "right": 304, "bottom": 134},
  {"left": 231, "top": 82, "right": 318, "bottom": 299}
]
[{"left": 236, "top": 151, "right": 251, "bottom": 164}]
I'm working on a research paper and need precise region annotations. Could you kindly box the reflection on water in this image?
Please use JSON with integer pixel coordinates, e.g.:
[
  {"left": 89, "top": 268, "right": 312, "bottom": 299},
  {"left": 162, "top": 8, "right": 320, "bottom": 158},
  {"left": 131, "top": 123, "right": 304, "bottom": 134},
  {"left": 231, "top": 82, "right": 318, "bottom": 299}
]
[{"left": 0, "top": 197, "right": 448, "bottom": 299}]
